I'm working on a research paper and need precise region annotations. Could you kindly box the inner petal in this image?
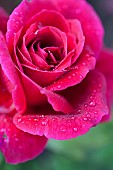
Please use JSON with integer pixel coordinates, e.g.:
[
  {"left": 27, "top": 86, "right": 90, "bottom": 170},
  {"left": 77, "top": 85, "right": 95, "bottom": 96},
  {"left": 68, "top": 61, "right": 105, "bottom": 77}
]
[{"left": 25, "top": 26, "right": 67, "bottom": 70}]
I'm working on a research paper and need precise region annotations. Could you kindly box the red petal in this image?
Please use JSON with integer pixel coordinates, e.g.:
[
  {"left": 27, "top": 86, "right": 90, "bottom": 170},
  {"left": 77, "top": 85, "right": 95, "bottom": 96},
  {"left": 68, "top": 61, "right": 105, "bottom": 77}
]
[
  {"left": 58, "top": 0, "right": 104, "bottom": 56},
  {"left": 13, "top": 70, "right": 108, "bottom": 140},
  {"left": 22, "top": 65, "right": 64, "bottom": 87},
  {"left": 0, "top": 7, "right": 9, "bottom": 34},
  {"left": 55, "top": 19, "right": 85, "bottom": 71},
  {"left": 96, "top": 48, "right": 113, "bottom": 109},
  {"left": 6, "top": 1, "right": 67, "bottom": 52},
  {"left": 0, "top": 114, "right": 47, "bottom": 164},
  {"left": 47, "top": 49, "right": 96, "bottom": 91},
  {"left": 0, "top": 68, "right": 13, "bottom": 114},
  {"left": 0, "top": 32, "right": 26, "bottom": 113},
  {"left": 17, "top": 68, "right": 74, "bottom": 114}
]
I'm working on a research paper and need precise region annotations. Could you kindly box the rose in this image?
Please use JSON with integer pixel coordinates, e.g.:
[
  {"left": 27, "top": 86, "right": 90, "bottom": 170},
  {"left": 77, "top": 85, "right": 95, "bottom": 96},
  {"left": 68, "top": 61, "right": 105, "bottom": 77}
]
[{"left": 0, "top": 0, "right": 113, "bottom": 164}]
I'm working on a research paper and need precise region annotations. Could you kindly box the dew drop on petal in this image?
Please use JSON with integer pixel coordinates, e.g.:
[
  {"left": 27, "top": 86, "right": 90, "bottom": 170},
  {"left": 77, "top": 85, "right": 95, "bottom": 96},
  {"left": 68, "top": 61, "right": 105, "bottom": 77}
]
[
  {"left": 77, "top": 109, "right": 81, "bottom": 114},
  {"left": 82, "top": 62, "right": 86, "bottom": 66},
  {"left": 61, "top": 129, "right": 67, "bottom": 132},
  {"left": 80, "top": 75, "right": 83, "bottom": 79},
  {"left": 57, "top": 85, "right": 61, "bottom": 89},
  {"left": 89, "top": 101, "right": 96, "bottom": 107},
  {"left": 86, "top": 114, "right": 90, "bottom": 117},
  {"left": 41, "top": 121, "right": 47, "bottom": 126},
  {"left": 84, "top": 104, "right": 88, "bottom": 108},
  {"left": 18, "top": 118, "right": 21, "bottom": 122},
  {"left": 73, "top": 127, "right": 77, "bottom": 131},
  {"left": 83, "top": 117, "right": 88, "bottom": 121},
  {"left": 14, "top": 12, "right": 19, "bottom": 15}
]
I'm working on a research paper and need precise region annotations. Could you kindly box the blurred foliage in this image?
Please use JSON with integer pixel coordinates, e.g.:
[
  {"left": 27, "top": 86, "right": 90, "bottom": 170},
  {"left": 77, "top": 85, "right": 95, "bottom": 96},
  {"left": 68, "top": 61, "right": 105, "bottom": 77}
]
[{"left": 1, "top": 120, "right": 113, "bottom": 170}]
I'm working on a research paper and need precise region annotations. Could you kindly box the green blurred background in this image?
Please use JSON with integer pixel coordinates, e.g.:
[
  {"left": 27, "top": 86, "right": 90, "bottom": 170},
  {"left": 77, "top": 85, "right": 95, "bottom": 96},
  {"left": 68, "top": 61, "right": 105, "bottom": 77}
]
[{"left": 0, "top": 0, "right": 113, "bottom": 169}]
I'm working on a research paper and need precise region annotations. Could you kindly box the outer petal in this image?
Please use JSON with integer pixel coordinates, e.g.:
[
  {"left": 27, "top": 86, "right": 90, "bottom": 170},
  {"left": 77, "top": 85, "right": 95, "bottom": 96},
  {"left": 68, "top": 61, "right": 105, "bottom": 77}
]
[
  {"left": 57, "top": 0, "right": 104, "bottom": 56},
  {"left": 0, "top": 69, "right": 47, "bottom": 164},
  {"left": 17, "top": 68, "right": 74, "bottom": 114},
  {"left": 0, "top": 114, "right": 47, "bottom": 164},
  {"left": 96, "top": 48, "right": 113, "bottom": 109},
  {"left": 0, "top": 7, "right": 9, "bottom": 34},
  {"left": 13, "top": 71, "right": 108, "bottom": 140},
  {"left": 6, "top": 0, "right": 104, "bottom": 57},
  {"left": 0, "top": 32, "right": 26, "bottom": 113}
]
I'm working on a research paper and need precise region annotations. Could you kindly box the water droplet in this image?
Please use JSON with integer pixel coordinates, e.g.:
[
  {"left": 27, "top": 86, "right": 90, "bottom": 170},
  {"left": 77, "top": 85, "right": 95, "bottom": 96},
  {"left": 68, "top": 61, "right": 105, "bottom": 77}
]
[
  {"left": 73, "top": 127, "right": 77, "bottom": 131},
  {"left": 61, "top": 129, "right": 67, "bottom": 132},
  {"left": 80, "top": 75, "right": 83, "bottom": 79},
  {"left": 34, "top": 30, "right": 39, "bottom": 34},
  {"left": 89, "top": 101, "right": 96, "bottom": 107},
  {"left": 72, "top": 73, "right": 75, "bottom": 76},
  {"left": 83, "top": 117, "right": 88, "bottom": 121},
  {"left": 52, "top": 118, "right": 55, "bottom": 121},
  {"left": 18, "top": 118, "right": 21, "bottom": 122},
  {"left": 41, "top": 121, "right": 47, "bottom": 126},
  {"left": 94, "top": 111, "right": 98, "bottom": 114},
  {"left": 39, "top": 115, "right": 44, "bottom": 118},
  {"left": 82, "top": 62, "right": 86, "bottom": 66},
  {"left": 68, "top": 76, "right": 71, "bottom": 79},
  {"left": 75, "top": 66, "right": 79, "bottom": 70},
  {"left": 14, "top": 12, "right": 19, "bottom": 15},
  {"left": 34, "top": 119, "right": 38, "bottom": 121},
  {"left": 84, "top": 104, "right": 88, "bottom": 108},
  {"left": 71, "top": 116, "right": 75, "bottom": 120},
  {"left": 86, "top": 114, "right": 90, "bottom": 117},
  {"left": 77, "top": 109, "right": 81, "bottom": 114},
  {"left": 57, "top": 85, "right": 61, "bottom": 89}
]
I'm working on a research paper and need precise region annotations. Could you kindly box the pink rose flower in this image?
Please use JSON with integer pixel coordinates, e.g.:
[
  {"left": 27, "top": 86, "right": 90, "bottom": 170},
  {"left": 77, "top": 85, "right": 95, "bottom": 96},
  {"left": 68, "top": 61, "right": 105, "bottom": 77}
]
[{"left": 0, "top": 0, "right": 113, "bottom": 164}]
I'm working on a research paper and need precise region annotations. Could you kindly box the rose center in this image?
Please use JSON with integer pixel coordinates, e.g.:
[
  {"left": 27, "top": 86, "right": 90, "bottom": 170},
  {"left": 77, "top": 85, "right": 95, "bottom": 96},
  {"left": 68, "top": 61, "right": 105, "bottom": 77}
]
[{"left": 26, "top": 26, "right": 66, "bottom": 70}]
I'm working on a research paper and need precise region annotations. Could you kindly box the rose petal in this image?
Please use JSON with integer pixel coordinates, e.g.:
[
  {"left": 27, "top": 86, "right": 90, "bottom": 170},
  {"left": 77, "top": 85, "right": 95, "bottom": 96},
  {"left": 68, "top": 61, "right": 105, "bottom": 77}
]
[
  {"left": 0, "top": 7, "right": 9, "bottom": 34},
  {"left": 55, "top": 19, "right": 85, "bottom": 71},
  {"left": 22, "top": 65, "right": 64, "bottom": 87},
  {"left": 6, "top": 1, "right": 68, "bottom": 52},
  {"left": 58, "top": 0, "right": 104, "bottom": 56},
  {"left": 0, "top": 68, "right": 13, "bottom": 114},
  {"left": 13, "top": 70, "right": 108, "bottom": 140},
  {"left": 47, "top": 49, "right": 96, "bottom": 91},
  {"left": 17, "top": 68, "right": 74, "bottom": 114},
  {"left": 0, "top": 32, "right": 26, "bottom": 113},
  {"left": 96, "top": 48, "right": 113, "bottom": 109},
  {"left": 0, "top": 114, "right": 47, "bottom": 164}
]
